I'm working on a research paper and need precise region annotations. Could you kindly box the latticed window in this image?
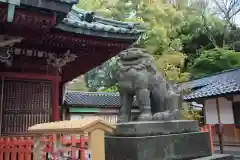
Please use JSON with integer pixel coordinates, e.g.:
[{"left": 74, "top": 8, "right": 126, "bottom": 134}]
[{"left": 0, "top": 78, "right": 52, "bottom": 134}]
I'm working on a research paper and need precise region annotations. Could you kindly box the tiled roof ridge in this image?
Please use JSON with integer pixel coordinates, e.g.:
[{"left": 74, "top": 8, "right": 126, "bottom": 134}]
[
  {"left": 71, "top": 5, "right": 142, "bottom": 29},
  {"left": 65, "top": 91, "right": 138, "bottom": 107},
  {"left": 67, "top": 91, "right": 119, "bottom": 96},
  {"left": 183, "top": 78, "right": 240, "bottom": 100},
  {"left": 52, "top": 0, "right": 78, "bottom": 4},
  {"left": 181, "top": 67, "right": 240, "bottom": 90}
]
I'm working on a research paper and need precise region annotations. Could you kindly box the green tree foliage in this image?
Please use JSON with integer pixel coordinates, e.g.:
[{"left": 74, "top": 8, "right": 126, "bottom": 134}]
[
  {"left": 84, "top": 58, "right": 118, "bottom": 91},
  {"left": 180, "top": 102, "right": 201, "bottom": 121},
  {"left": 190, "top": 48, "right": 240, "bottom": 78},
  {"left": 76, "top": 0, "right": 113, "bottom": 18},
  {"left": 112, "top": 1, "right": 185, "bottom": 55},
  {"left": 226, "top": 27, "right": 240, "bottom": 51},
  {"left": 99, "top": 84, "right": 119, "bottom": 92},
  {"left": 155, "top": 51, "right": 190, "bottom": 83},
  {"left": 67, "top": 76, "right": 88, "bottom": 91}
]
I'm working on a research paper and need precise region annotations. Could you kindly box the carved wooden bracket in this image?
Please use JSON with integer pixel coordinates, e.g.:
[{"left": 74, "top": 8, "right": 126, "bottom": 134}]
[
  {"left": 0, "top": 38, "right": 23, "bottom": 47},
  {"left": 46, "top": 50, "right": 77, "bottom": 72}
]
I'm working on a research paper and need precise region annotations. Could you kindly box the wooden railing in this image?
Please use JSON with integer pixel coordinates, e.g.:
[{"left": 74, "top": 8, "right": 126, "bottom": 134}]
[
  {"left": 211, "top": 124, "right": 240, "bottom": 145},
  {"left": 0, "top": 134, "right": 87, "bottom": 160}
]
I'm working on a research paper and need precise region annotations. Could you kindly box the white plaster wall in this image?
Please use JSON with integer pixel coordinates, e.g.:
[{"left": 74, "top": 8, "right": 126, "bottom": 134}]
[
  {"left": 218, "top": 97, "right": 234, "bottom": 124},
  {"left": 205, "top": 99, "right": 218, "bottom": 124},
  {"left": 70, "top": 114, "right": 118, "bottom": 124},
  {"left": 204, "top": 97, "right": 234, "bottom": 124}
]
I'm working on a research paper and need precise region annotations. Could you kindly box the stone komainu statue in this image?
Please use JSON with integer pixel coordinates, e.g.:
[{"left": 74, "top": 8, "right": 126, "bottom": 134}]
[{"left": 116, "top": 45, "right": 181, "bottom": 122}]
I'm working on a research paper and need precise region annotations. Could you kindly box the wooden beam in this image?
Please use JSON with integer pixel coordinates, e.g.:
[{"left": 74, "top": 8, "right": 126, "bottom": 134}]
[
  {"left": 0, "top": 72, "right": 61, "bottom": 81},
  {"left": 216, "top": 97, "right": 224, "bottom": 154},
  {"left": 0, "top": 37, "right": 23, "bottom": 47},
  {"left": 216, "top": 98, "right": 221, "bottom": 124}
]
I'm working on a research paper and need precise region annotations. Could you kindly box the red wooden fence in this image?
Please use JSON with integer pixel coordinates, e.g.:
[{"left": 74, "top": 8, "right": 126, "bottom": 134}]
[
  {"left": 0, "top": 125, "right": 213, "bottom": 160},
  {"left": 0, "top": 134, "right": 87, "bottom": 160}
]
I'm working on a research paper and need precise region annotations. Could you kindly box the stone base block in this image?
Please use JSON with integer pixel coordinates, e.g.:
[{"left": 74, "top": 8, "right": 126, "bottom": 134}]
[
  {"left": 193, "top": 154, "right": 234, "bottom": 160},
  {"left": 105, "top": 132, "right": 212, "bottom": 160},
  {"left": 115, "top": 120, "right": 200, "bottom": 136}
]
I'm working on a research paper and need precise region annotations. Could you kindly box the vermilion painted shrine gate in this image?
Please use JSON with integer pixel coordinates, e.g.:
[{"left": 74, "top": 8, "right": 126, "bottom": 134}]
[{"left": 0, "top": 1, "right": 142, "bottom": 135}]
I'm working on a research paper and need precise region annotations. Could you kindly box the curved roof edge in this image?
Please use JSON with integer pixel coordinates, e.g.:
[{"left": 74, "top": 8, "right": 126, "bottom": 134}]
[
  {"left": 56, "top": 5, "right": 144, "bottom": 39},
  {"left": 53, "top": 0, "right": 79, "bottom": 4}
]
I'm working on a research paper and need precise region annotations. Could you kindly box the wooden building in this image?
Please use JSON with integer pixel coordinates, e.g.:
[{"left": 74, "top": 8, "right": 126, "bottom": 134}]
[
  {"left": 64, "top": 91, "right": 139, "bottom": 124},
  {"left": 183, "top": 68, "right": 240, "bottom": 145},
  {"left": 0, "top": 1, "right": 142, "bottom": 135}
]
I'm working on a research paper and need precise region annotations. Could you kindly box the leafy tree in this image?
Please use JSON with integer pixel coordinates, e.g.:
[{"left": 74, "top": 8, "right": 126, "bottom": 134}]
[
  {"left": 67, "top": 76, "right": 88, "bottom": 91},
  {"left": 212, "top": 0, "right": 240, "bottom": 27},
  {"left": 98, "top": 84, "right": 119, "bottom": 92},
  {"left": 190, "top": 48, "right": 240, "bottom": 78},
  {"left": 180, "top": 102, "right": 201, "bottom": 121},
  {"left": 84, "top": 58, "right": 118, "bottom": 91},
  {"left": 155, "top": 51, "right": 190, "bottom": 83},
  {"left": 76, "top": 0, "right": 113, "bottom": 18},
  {"left": 226, "top": 26, "right": 240, "bottom": 51}
]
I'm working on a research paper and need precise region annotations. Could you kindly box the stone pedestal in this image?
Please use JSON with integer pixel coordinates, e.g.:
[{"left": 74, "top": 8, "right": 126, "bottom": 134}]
[{"left": 105, "top": 120, "right": 233, "bottom": 160}]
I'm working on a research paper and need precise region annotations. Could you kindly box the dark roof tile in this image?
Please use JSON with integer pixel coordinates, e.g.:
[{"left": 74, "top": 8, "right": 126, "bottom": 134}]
[
  {"left": 181, "top": 68, "right": 240, "bottom": 90},
  {"left": 57, "top": 5, "right": 144, "bottom": 39},
  {"left": 183, "top": 79, "right": 240, "bottom": 100},
  {"left": 65, "top": 91, "right": 138, "bottom": 108}
]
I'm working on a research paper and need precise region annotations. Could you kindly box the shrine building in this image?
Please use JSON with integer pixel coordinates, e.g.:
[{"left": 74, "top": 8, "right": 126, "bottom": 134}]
[{"left": 0, "top": 1, "right": 142, "bottom": 135}]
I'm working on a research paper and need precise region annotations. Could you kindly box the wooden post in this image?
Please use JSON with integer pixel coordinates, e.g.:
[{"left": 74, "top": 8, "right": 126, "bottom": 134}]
[
  {"left": 80, "top": 135, "right": 85, "bottom": 160},
  {"left": 216, "top": 97, "right": 224, "bottom": 154},
  {"left": 0, "top": 76, "right": 4, "bottom": 135},
  {"left": 52, "top": 73, "right": 60, "bottom": 121},
  {"left": 88, "top": 129, "right": 105, "bottom": 160},
  {"left": 207, "top": 124, "right": 214, "bottom": 153}
]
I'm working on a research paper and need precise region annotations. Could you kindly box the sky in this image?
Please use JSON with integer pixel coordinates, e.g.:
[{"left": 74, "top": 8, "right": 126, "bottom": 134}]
[
  {"left": 236, "top": 14, "right": 240, "bottom": 25},
  {"left": 206, "top": 0, "right": 240, "bottom": 25}
]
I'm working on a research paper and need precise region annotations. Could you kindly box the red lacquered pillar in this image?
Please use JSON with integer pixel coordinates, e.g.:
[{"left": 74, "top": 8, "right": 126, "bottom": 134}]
[{"left": 51, "top": 74, "right": 60, "bottom": 121}]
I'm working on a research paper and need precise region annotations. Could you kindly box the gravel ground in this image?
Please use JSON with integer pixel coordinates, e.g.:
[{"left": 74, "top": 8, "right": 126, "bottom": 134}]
[{"left": 214, "top": 146, "right": 240, "bottom": 159}]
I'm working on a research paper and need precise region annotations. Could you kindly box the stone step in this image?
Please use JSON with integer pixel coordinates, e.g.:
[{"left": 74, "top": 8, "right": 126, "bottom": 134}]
[
  {"left": 115, "top": 120, "right": 200, "bottom": 136},
  {"left": 193, "top": 154, "right": 234, "bottom": 160}
]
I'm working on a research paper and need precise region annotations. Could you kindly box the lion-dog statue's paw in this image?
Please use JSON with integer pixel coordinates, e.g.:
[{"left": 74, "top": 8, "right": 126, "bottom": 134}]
[
  {"left": 153, "top": 110, "right": 180, "bottom": 121},
  {"left": 138, "top": 112, "right": 153, "bottom": 121},
  {"left": 152, "top": 112, "right": 165, "bottom": 121},
  {"left": 117, "top": 115, "right": 129, "bottom": 123}
]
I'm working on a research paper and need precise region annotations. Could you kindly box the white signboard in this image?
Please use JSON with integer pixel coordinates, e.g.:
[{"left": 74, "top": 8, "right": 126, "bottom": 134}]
[{"left": 85, "top": 150, "right": 92, "bottom": 160}]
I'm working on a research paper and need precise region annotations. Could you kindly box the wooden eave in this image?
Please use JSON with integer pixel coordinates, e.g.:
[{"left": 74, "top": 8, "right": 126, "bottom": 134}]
[
  {"left": 20, "top": 0, "right": 77, "bottom": 14},
  {"left": 0, "top": 29, "right": 132, "bottom": 80},
  {"left": 183, "top": 92, "right": 239, "bottom": 102}
]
